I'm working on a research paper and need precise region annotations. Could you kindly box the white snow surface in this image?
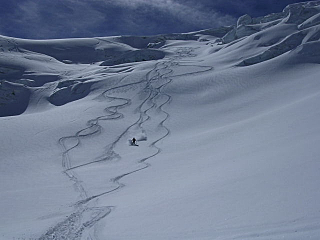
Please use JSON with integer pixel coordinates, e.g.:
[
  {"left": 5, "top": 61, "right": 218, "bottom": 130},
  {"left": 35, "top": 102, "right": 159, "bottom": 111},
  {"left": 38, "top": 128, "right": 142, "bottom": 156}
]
[{"left": 1, "top": 1, "right": 320, "bottom": 239}]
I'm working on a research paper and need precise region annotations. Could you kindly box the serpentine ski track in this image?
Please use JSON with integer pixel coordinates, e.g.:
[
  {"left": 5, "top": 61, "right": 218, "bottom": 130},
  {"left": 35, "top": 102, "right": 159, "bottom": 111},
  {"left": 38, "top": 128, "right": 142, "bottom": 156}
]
[{"left": 39, "top": 47, "right": 213, "bottom": 240}]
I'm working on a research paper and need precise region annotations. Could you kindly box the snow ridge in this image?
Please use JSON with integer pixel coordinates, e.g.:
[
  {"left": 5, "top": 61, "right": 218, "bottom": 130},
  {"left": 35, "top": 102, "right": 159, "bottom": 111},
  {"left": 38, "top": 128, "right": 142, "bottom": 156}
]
[
  {"left": 38, "top": 48, "right": 196, "bottom": 239},
  {"left": 2, "top": 1, "right": 320, "bottom": 240}
]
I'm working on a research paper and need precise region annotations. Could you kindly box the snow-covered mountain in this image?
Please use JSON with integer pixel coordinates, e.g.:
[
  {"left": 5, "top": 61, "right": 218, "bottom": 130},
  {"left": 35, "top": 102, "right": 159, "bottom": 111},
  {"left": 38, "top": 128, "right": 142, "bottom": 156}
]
[{"left": 1, "top": 1, "right": 320, "bottom": 239}]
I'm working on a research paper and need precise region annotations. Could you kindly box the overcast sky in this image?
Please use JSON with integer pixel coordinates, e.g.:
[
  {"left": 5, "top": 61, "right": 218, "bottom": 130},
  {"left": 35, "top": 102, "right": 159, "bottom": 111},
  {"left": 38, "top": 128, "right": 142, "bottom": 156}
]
[{"left": 0, "top": 0, "right": 308, "bottom": 39}]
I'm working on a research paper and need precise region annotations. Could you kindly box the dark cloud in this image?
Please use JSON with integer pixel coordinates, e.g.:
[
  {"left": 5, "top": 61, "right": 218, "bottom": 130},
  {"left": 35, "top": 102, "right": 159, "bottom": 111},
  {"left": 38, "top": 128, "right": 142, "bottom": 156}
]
[
  {"left": 174, "top": 0, "right": 308, "bottom": 17},
  {"left": 0, "top": 0, "right": 309, "bottom": 39}
]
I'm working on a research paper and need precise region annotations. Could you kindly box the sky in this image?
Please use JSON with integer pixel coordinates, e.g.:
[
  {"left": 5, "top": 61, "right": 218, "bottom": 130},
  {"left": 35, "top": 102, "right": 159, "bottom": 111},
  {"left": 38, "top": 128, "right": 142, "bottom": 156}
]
[{"left": 0, "top": 0, "right": 309, "bottom": 39}]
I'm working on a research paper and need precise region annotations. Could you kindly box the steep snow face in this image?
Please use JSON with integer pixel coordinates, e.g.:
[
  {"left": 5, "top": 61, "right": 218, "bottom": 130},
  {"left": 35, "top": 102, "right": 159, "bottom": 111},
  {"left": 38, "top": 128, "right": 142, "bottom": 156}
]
[
  {"left": 284, "top": 0, "right": 320, "bottom": 24},
  {"left": 221, "top": 1, "right": 320, "bottom": 42},
  {"left": 1, "top": 1, "right": 320, "bottom": 240},
  {"left": 0, "top": 35, "right": 169, "bottom": 117},
  {"left": 211, "top": 1, "right": 320, "bottom": 67}
]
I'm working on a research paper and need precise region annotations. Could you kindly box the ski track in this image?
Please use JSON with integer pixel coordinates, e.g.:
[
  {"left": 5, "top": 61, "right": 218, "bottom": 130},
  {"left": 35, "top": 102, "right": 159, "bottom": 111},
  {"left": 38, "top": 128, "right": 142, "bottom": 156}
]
[{"left": 38, "top": 47, "right": 214, "bottom": 240}]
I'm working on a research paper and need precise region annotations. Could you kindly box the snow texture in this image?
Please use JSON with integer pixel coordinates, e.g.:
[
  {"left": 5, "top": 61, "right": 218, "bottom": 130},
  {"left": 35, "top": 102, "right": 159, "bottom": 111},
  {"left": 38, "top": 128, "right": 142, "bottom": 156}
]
[{"left": 1, "top": 1, "right": 320, "bottom": 240}]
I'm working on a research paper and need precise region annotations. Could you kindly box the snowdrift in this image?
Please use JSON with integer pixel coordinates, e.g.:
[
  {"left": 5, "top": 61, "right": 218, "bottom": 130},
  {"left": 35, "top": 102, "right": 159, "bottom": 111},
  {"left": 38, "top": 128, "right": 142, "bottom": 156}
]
[{"left": 1, "top": 1, "right": 320, "bottom": 240}]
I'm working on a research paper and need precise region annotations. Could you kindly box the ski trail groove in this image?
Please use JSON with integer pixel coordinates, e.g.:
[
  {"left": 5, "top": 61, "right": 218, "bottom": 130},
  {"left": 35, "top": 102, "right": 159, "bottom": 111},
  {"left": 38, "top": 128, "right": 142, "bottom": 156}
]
[
  {"left": 38, "top": 61, "right": 163, "bottom": 240},
  {"left": 84, "top": 48, "right": 203, "bottom": 215},
  {"left": 39, "top": 47, "right": 211, "bottom": 240}
]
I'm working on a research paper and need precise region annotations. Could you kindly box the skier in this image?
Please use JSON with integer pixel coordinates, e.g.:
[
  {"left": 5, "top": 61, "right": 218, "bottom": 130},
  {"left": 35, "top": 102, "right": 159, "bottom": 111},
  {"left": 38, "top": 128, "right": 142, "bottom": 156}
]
[{"left": 132, "top": 137, "right": 137, "bottom": 145}]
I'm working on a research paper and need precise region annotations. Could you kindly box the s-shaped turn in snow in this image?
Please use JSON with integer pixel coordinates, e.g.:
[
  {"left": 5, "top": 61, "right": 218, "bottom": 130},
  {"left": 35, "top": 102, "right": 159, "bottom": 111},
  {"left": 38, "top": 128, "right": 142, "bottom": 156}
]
[{"left": 38, "top": 47, "right": 213, "bottom": 240}]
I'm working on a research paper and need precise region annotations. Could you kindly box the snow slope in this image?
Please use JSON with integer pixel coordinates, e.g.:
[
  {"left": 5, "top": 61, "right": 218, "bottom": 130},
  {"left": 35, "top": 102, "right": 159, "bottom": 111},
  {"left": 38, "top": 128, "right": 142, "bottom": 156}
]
[{"left": 1, "top": 1, "right": 320, "bottom": 239}]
